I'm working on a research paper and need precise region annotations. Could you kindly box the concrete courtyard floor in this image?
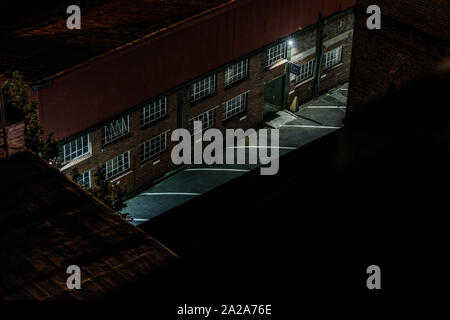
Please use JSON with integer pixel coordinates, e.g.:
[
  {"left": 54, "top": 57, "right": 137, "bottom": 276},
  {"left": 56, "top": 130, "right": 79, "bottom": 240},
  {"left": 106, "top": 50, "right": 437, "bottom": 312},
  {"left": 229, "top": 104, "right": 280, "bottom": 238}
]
[{"left": 126, "top": 83, "right": 348, "bottom": 225}]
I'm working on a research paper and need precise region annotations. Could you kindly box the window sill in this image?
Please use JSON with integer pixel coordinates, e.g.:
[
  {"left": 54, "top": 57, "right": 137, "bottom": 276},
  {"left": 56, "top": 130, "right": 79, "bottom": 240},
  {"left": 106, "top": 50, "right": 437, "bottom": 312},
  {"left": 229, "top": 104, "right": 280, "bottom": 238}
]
[
  {"left": 189, "top": 92, "right": 217, "bottom": 107},
  {"left": 266, "top": 59, "right": 287, "bottom": 71},
  {"left": 140, "top": 150, "right": 168, "bottom": 167},
  {"left": 293, "top": 77, "right": 314, "bottom": 89},
  {"left": 224, "top": 76, "right": 249, "bottom": 91},
  {"left": 323, "top": 62, "right": 343, "bottom": 74},
  {"left": 61, "top": 153, "right": 92, "bottom": 171},
  {"left": 109, "top": 169, "right": 133, "bottom": 183},
  {"left": 101, "top": 133, "right": 131, "bottom": 149},
  {"left": 223, "top": 111, "right": 247, "bottom": 124},
  {"left": 140, "top": 114, "right": 169, "bottom": 130}
]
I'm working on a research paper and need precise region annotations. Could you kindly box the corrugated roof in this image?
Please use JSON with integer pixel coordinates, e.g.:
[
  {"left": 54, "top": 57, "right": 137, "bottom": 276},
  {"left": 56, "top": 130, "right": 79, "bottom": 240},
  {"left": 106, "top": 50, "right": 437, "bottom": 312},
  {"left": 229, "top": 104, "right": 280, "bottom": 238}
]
[
  {"left": 0, "top": 151, "right": 178, "bottom": 300},
  {"left": 0, "top": 0, "right": 233, "bottom": 82}
]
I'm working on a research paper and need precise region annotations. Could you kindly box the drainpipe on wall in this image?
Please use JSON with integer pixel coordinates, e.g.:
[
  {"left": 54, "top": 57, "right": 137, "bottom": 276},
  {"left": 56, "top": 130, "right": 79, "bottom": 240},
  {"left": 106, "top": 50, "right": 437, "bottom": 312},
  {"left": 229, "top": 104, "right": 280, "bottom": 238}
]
[
  {"left": 313, "top": 13, "right": 325, "bottom": 99},
  {"left": 283, "top": 41, "right": 293, "bottom": 109}
]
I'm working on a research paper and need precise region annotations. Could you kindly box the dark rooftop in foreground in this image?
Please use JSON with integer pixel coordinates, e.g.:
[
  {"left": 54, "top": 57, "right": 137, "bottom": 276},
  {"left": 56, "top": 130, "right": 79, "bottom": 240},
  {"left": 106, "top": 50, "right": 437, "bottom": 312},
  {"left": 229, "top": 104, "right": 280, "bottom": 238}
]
[
  {"left": 0, "top": 0, "right": 232, "bottom": 82},
  {"left": 0, "top": 151, "right": 178, "bottom": 300}
]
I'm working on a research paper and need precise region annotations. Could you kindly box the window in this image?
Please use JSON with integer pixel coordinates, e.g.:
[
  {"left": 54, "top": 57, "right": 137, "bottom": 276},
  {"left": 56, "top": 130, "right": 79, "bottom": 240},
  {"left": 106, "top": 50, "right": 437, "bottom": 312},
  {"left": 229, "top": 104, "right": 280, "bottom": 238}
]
[
  {"left": 102, "top": 151, "right": 130, "bottom": 180},
  {"left": 190, "top": 74, "right": 216, "bottom": 102},
  {"left": 140, "top": 132, "right": 167, "bottom": 162},
  {"left": 140, "top": 97, "right": 167, "bottom": 127},
  {"left": 189, "top": 108, "right": 216, "bottom": 134},
  {"left": 292, "top": 59, "right": 315, "bottom": 84},
  {"left": 223, "top": 92, "right": 248, "bottom": 120},
  {"left": 60, "top": 134, "right": 90, "bottom": 164},
  {"left": 267, "top": 42, "right": 286, "bottom": 67},
  {"left": 324, "top": 46, "right": 343, "bottom": 69},
  {"left": 225, "top": 59, "right": 248, "bottom": 86},
  {"left": 77, "top": 170, "right": 91, "bottom": 189},
  {"left": 102, "top": 115, "right": 130, "bottom": 146}
]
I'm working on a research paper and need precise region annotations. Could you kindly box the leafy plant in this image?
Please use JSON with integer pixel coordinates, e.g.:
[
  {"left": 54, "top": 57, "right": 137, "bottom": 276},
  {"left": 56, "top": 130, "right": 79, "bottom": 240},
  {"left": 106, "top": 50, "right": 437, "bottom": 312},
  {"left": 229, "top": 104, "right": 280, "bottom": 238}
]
[
  {"left": 1, "top": 71, "right": 60, "bottom": 166},
  {"left": 1, "top": 71, "right": 29, "bottom": 122},
  {"left": 71, "top": 167, "right": 133, "bottom": 222}
]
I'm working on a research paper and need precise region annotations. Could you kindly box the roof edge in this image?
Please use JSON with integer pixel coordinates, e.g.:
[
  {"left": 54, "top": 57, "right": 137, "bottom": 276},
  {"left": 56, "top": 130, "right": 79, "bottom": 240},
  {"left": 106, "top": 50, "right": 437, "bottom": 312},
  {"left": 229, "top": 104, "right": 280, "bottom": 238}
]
[{"left": 28, "top": 0, "right": 241, "bottom": 86}]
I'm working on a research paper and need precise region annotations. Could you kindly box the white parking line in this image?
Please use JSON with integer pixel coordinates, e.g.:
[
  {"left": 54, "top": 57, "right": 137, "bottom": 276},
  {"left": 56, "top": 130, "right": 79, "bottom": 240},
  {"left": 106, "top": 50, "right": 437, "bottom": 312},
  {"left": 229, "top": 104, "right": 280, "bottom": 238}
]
[
  {"left": 305, "top": 106, "right": 346, "bottom": 109},
  {"left": 133, "top": 218, "right": 149, "bottom": 222},
  {"left": 226, "top": 146, "right": 297, "bottom": 150},
  {"left": 141, "top": 192, "right": 201, "bottom": 196},
  {"left": 184, "top": 168, "right": 250, "bottom": 172},
  {"left": 282, "top": 125, "right": 342, "bottom": 129}
]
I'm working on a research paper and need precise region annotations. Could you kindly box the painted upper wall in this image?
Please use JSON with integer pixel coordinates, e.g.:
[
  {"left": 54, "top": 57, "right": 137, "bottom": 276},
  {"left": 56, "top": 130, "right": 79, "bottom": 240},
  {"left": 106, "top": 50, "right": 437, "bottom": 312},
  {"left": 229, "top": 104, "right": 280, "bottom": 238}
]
[{"left": 37, "top": 0, "right": 356, "bottom": 140}]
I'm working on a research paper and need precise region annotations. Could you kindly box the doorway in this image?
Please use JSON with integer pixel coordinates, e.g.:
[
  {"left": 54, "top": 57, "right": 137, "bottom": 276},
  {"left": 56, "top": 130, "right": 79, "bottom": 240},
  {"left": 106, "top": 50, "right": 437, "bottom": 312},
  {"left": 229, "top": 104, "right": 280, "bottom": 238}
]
[{"left": 264, "top": 75, "right": 285, "bottom": 117}]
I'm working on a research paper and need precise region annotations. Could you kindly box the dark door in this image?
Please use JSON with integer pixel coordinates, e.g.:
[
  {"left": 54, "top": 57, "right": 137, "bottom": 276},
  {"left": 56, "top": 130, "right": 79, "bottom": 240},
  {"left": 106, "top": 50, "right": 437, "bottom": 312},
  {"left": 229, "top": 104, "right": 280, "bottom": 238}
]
[{"left": 264, "top": 75, "right": 285, "bottom": 109}]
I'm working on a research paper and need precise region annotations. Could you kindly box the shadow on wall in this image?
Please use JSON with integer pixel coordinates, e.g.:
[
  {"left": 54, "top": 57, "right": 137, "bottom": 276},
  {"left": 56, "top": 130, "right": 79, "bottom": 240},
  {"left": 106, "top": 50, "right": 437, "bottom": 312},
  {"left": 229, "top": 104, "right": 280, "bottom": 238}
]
[{"left": 127, "top": 63, "right": 450, "bottom": 301}]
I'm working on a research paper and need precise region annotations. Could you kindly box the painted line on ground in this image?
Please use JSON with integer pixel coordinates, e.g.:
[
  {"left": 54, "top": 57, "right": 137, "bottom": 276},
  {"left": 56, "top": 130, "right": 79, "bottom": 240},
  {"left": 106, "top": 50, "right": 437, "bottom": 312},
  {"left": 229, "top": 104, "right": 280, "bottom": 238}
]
[
  {"left": 305, "top": 106, "right": 346, "bottom": 109},
  {"left": 282, "top": 125, "right": 342, "bottom": 129},
  {"left": 184, "top": 168, "right": 250, "bottom": 172},
  {"left": 141, "top": 192, "right": 201, "bottom": 196},
  {"left": 133, "top": 218, "right": 150, "bottom": 222},
  {"left": 226, "top": 146, "right": 297, "bottom": 150}
]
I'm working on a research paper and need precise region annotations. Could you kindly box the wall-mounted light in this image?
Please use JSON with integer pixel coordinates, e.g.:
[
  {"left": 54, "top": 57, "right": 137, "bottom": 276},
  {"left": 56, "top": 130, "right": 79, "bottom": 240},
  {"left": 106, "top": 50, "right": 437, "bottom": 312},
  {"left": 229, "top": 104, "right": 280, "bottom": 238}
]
[{"left": 288, "top": 40, "right": 294, "bottom": 46}]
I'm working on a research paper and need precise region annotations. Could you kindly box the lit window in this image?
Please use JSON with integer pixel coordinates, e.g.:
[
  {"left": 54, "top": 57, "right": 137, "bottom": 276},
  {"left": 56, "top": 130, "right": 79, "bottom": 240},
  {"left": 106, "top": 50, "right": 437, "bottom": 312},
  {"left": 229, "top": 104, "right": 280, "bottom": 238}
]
[
  {"left": 188, "top": 108, "right": 216, "bottom": 135},
  {"left": 190, "top": 74, "right": 216, "bottom": 102},
  {"left": 60, "top": 134, "right": 90, "bottom": 164},
  {"left": 140, "top": 132, "right": 167, "bottom": 162},
  {"left": 225, "top": 59, "right": 248, "bottom": 87},
  {"left": 291, "top": 59, "right": 315, "bottom": 84},
  {"left": 102, "top": 151, "right": 130, "bottom": 180},
  {"left": 102, "top": 115, "right": 130, "bottom": 146},
  {"left": 223, "top": 92, "right": 248, "bottom": 120},
  {"left": 77, "top": 170, "right": 91, "bottom": 189},
  {"left": 267, "top": 42, "right": 286, "bottom": 67},
  {"left": 324, "top": 46, "right": 343, "bottom": 69},
  {"left": 140, "top": 97, "right": 167, "bottom": 127}
]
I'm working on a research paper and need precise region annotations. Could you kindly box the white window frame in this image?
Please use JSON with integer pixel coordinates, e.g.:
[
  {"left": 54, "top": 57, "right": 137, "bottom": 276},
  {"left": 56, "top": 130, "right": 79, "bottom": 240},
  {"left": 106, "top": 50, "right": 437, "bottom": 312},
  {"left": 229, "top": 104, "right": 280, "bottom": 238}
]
[
  {"left": 324, "top": 46, "right": 343, "bottom": 70},
  {"left": 267, "top": 42, "right": 287, "bottom": 67},
  {"left": 140, "top": 132, "right": 168, "bottom": 162},
  {"left": 190, "top": 74, "right": 216, "bottom": 102},
  {"left": 102, "top": 115, "right": 130, "bottom": 146},
  {"left": 60, "top": 134, "right": 91, "bottom": 164},
  {"left": 140, "top": 97, "right": 167, "bottom": 127},
  {"left": 223, "top": 92, "right": 248, "bottom": 120},
  {"left": 224, "top": 59, "right": 248, "bottom": 87},
  {"left": 188, "top": 108, "right": 216, "bottom": 135},
  {"left": 77, "top": 170, "right": 91, "bottom": 189},
  {"left": 291, "top": 59, "right": 315, "bottom": 84},
  {"left": 102, "top": 151, "right": 130, "bottom": 180}
]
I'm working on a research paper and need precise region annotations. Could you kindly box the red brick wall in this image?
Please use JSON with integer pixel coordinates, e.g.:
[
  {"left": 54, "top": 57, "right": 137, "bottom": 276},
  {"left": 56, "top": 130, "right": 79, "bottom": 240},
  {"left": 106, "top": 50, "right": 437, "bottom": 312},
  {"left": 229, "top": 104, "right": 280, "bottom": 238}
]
[
  {"left": 288, "top": 10, "right": 354, "bottom": 107},
  {"left": 61, "top": 10, "right": 355, "bottom": 195},
  {"left": 347, "top": 1, "right": 450, "bottom": 118},
  {"left": 61, "top": 93, "right": 178, "bottom": 193},
  {"left": 35, "top": 0, "right": 355, "bottom": 141}
]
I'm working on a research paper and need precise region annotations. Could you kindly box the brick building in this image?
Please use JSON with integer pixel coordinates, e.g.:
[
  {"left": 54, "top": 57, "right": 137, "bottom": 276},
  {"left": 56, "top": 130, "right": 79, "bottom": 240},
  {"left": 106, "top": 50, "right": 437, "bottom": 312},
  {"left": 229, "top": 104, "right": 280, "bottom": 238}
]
[
  {"left": 0, "top": 0, "right": 355, "bottom": 194},
  {"left": 347, "top": 0, "right": 450, "bottom": 118}
]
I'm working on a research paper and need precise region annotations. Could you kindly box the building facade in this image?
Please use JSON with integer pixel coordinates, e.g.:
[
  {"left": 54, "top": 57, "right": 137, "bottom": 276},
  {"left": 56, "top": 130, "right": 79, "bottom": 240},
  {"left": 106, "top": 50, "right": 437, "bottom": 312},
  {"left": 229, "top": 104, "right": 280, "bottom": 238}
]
[
  {"left": 57, "top": 7, "right": 355, "bottom": 195},
  {"left": 0, "top": 0, "right": 356, "bottom": 194}
]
